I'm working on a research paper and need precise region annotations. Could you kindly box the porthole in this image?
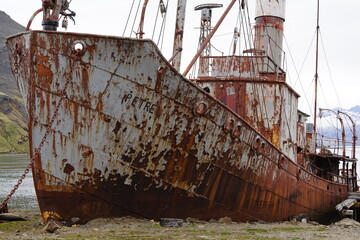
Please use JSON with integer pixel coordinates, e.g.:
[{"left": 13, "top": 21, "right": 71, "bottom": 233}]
[
  {"left": 194, "top": 102, "right": 208, "bottom": 116},
  {"left": 231, "top": 124, "right": 242, "bottom": 138},
  {"left": 224, "top": 118, "right": 235, "bottom": 132}
]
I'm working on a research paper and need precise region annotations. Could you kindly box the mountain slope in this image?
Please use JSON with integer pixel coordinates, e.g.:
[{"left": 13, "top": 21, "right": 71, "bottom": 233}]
[
  {"left": 0, "top": 11, "right": 28, "bottom": 153},
  {"left": 317, "top": 106, "right": 360, "bottom": 147}
]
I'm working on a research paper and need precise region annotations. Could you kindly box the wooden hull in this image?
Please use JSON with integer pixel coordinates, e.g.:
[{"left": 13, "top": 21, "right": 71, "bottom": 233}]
[{"left": 7, "top": 31, "right": 348, "bottom": 224}]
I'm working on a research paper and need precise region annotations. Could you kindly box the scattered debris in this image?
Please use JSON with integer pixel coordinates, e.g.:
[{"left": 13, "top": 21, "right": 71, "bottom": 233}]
[{"left": 336, "top": 199, "right": 357, "bottom": 211}]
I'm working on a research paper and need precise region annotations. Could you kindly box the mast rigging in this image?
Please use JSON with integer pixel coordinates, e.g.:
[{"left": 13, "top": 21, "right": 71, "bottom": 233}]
[{"left": 313, "top": 0, "right": 320, "bottom": 151}]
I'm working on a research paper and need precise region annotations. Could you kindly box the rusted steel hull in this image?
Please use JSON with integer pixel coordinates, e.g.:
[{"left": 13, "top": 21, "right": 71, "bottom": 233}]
[{"left": 7, "top": 31, "right": 348, "bottom": 224}]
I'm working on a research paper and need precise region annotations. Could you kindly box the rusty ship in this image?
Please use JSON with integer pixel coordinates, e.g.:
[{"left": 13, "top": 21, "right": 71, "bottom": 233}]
[{"left": 4, "top": 0, "right": 358, "bottom": 223}]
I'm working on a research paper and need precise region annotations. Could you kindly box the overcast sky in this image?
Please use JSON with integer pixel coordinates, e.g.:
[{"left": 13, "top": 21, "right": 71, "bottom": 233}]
[{"left": 1, "top": 0, "right": 360, "bottom": 117}]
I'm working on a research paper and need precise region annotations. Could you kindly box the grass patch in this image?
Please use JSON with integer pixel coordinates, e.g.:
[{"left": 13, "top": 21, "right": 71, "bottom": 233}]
[
  {"left": 314, "top": 234, "right": 327, "bottom": 238},
  {"left": 246, "top": 228, "right": 269, "bottom": 233},
  {"left": 0, "top": 118, "right": 28, "bottom": 153},
  {"left": 316, "top": 227, "right": 327, "bottom": 232},
  {"left": 0, "top": 220, "right": 33, "bottom": 231},
  {"left": 273, "top": 227, "right": 306, "bottom": 232}
]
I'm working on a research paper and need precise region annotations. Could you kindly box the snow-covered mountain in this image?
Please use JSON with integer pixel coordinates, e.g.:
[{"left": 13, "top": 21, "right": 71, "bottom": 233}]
[{"left": 316, "top": 105, "right": 360, "bottom": 145}]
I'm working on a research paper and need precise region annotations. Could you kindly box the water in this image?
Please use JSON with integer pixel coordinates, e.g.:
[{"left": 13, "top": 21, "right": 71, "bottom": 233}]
[
  {"left": 0, "top": 154, "right": 38, "bottom": 210},
  {"left": 1, "top": 148, "right": 360, "bottom": 211}
]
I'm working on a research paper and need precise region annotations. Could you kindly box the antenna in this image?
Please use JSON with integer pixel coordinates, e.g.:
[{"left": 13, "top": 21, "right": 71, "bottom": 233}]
[{"left": 195, "top": 3, "right": 223, "bottom": 58}]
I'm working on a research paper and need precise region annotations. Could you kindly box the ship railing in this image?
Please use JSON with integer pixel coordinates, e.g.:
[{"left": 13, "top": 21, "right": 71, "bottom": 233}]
[
  {"left": 315, "top": 138, "right": 342, "bottom": 156},
  {"left": 327, "top": 172, "right": 347, "bottom": 185},
  {"left": 306, "top": 162, "right": 356, "bottom": 188},
  {"left": 339, "top": 168, "right": 359, "bottom": 192},
  {"left": 306, "top": 162, "right": 325, "bottom": 178},
  {"left": 347, "top": 176, "right": 359, "bottom": 192},
  {"left": 197, "top": 55, "right": 285, "bottom": 78}
]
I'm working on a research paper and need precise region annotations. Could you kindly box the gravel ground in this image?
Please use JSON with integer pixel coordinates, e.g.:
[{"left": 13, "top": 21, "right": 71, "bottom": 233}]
[{"left": 1, "top": 209, "right": 360, "bottom": 240}]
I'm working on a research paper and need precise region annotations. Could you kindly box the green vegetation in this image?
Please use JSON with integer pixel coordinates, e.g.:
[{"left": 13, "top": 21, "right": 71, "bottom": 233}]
[
  {"left": 0, "top": 210, "right": 355, "bottom": 240},
  {"left": 0, "top": 92, "right": 28, "bottom": 153},
  {"left": 0, "top": 115, "right": 28, "bottom": 153},
  {"left": 246, "top": 228, "right": 269, "bottom": 233},
  {"left": 0, "top": 220, "right": 33, "bottom": 232},
  {"left": 272, "top": 227, "right": 306, "bottom": 232}
]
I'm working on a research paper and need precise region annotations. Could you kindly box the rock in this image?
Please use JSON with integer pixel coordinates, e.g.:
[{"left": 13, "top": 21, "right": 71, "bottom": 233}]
[
  {"left": 335, "top": 218, "right": 360, "bottom": 228},
  {"left": 218, "top": 217, "right": 232, "bottom": 224},
  {"left": 308, "top": 221, "right": 320, "bottom": 225},
  {"left": 62, "top": 217, "right": 81, "bottom": 227},
  {"left": 185, "top": 217, "right": 203, "bottom": 224},
  {"left": 254, "top": 220, "right": 267, "bottom": 224},
  {"left": 0, "top": 213, "right": 26, "bottom": 221},
  {"left": 44, "top": 219, "right": 63, "bottom": 233},
  {"left": 292, "top": 213, "right": 308, "bottom": 222},
  {"left": 159, "top": 218, "right": 183, "bottom": 227},
  {"left": 208, "top": 219, "right": 217, "bottom": 223}
]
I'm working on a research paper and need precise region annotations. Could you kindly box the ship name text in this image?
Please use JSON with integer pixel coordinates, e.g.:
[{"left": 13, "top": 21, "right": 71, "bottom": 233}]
[{"left": 123, "top": 93, "right": 157, "bottom": 114}]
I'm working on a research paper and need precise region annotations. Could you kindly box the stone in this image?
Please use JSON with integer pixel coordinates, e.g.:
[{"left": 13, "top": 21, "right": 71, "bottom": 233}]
[{"left": 44, "top": 219, "right": 63, "bottom": 233}]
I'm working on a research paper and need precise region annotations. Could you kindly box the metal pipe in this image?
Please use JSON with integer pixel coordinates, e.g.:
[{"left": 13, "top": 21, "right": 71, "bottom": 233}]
[
  {"left": 51, "top": 0, "right": 63, "bottom": 20},
  {"left": 183, "top": 0, "right": 237, "bottom": 76},
  {"left": 139, "top": 0, "right": 150, "bottom": 39},
  {"left": 320, "top": 108, "right": 346, "bottom": 157},
  {"left": 339, "top": 117, "right": 346, "bottom": 158},
  {"left": 26, "top": 8, "right": 43, "bottom": 31},
  {"left": 338, "top": 110, "right": 357, "bottom": 159},
  {"left": 168, "top": 47, "right": 183, "bottom": 64},
  {"left": 172, "top": 0, "right": 187, "bottom": 71}
]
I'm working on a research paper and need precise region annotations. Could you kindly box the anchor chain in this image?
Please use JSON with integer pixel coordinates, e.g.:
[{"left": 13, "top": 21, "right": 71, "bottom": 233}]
[{"left": 0, "top": 58, "right": 76, "bottom": 211}]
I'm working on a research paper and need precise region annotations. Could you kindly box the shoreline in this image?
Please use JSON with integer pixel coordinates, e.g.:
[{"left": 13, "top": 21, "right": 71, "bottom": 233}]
[{"left": 1, "top": 209, "right": 360, "bottom": 240}]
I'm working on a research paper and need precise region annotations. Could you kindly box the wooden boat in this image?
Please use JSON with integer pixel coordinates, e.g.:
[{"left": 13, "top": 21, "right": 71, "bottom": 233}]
[{"left": 5, "top": 0, "right": 358, "bottom": 224}]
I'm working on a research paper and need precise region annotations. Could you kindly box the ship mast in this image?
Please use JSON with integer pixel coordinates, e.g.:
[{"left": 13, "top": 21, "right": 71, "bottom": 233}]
[
  {"left": 172, "top": 0, "right": 187, "bottom": 71},
  {"left": 313, "top": 0, "right": 320, "bottom": 151},
  {"left": 183, "top": 0, "right": 237, "bottom": 76}
]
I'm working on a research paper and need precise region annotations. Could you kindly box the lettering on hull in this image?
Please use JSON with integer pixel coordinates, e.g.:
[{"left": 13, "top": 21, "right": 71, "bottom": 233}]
[{"left": 123, "top": 93, "right": 157, "bottom": 114}]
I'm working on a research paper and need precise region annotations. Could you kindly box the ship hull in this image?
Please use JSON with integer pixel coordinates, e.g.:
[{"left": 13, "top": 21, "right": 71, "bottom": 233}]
[{"left": 7, "top": 31, "right": 348, "bottom": 223}]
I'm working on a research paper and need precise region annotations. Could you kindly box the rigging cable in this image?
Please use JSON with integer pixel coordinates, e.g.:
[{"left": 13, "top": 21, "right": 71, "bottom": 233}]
[
  {"left": 130, "top": 0, "right": 142, "bottom": 38},
  {"left": 319, "top": 30, "right": 342, "bottom": 109},
  {"left": 250, "top": 0, "right": 272, "bottom": 132},
  {"left": 156, "top": 0, "right": 169, "bottom": 50},
  {"left": 151, "top": 1, "right": 161, "bottom": 40},
  {"left": 282, "top": 30, "right": 316, "bottom": 116},
  {"left": 123, "top": 0, "right": 136, "bottom": 37},
  {"left": 243, "top": 2, "right": 264, "bottom": 128}
]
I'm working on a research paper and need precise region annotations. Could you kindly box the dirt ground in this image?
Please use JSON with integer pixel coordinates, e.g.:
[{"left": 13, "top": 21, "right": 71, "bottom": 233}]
[{"left": 1, "top": 209, "right": 360, "bottom": 240}]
